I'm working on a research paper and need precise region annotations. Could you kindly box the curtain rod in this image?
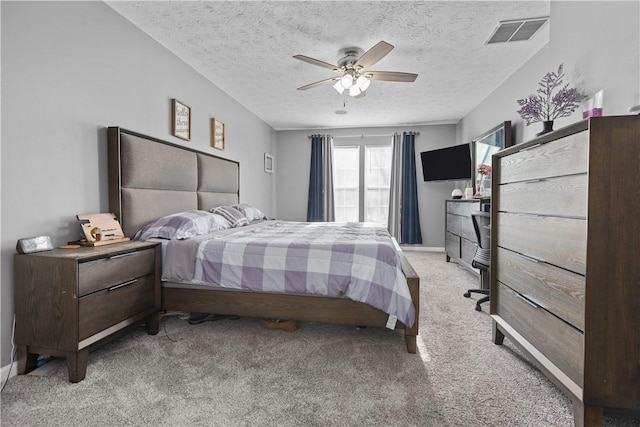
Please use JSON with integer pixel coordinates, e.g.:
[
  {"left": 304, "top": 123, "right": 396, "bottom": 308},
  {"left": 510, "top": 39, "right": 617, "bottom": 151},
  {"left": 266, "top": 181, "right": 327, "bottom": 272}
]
[{"left": 309, "top": 132, "right": 420, "bottom": 139}]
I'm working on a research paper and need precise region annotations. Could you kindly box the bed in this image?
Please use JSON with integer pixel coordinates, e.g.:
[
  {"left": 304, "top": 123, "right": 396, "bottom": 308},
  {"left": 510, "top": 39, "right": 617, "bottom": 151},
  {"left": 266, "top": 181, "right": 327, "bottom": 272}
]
[{"left": 107, "top": 127, "right": 420, "bottom": 353}]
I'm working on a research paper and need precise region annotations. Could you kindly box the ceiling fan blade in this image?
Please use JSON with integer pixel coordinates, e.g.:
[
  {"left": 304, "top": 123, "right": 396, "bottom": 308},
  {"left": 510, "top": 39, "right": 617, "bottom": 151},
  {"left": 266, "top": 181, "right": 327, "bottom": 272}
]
[
  {"left": 293, "top": 55, "right": 340, "bottom": 72},
  {"left": 297, "top": 77, "right": 339, "bottom": 91},
  {"left": 366, "top": 71, "right": 418, "bottom": 82},
  {"left": 354, "top": 41, "right": 394, "bottom": 70}
]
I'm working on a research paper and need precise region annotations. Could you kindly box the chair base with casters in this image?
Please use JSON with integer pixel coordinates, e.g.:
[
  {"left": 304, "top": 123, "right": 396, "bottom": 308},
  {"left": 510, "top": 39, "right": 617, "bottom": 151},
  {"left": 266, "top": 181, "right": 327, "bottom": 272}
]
[
  {"left": 464, "top": 211, "right": 491, "bottom": 312},
  {"left": 464, "top": 287, "right": 489, "bottom": 311}
]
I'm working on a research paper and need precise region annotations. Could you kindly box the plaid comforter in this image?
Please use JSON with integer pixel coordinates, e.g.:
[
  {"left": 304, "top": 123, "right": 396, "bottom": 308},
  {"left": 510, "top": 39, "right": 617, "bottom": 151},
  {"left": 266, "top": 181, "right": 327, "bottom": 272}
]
[{"left": 188, "top": 221, "right": 415, "bottom": 327}]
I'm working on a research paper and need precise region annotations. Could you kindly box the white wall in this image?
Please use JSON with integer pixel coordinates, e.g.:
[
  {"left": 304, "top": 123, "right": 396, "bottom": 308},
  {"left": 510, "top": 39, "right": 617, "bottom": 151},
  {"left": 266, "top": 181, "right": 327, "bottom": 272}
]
[
  {"left": 457, "top": 1, "right": 639, "bottom": 145},
  {"left": 1, "top": 2, "right": 276, "bottom": 367},
  {"left": 276, "top": 124, "right": 458, "bottom": 247}
]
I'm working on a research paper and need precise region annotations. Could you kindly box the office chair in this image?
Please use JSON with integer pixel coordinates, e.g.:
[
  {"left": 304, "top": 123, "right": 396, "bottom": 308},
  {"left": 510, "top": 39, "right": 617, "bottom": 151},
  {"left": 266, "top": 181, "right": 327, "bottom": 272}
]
[{"left": 463, "top": 211, "right": 491, "bottom": 311}]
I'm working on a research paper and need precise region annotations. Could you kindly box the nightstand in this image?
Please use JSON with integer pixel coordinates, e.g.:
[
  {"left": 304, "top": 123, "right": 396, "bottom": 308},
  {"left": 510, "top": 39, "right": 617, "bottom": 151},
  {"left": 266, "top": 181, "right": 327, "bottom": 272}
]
[{"left": 14, "top": 240, "right": 161, "bottom": 383}]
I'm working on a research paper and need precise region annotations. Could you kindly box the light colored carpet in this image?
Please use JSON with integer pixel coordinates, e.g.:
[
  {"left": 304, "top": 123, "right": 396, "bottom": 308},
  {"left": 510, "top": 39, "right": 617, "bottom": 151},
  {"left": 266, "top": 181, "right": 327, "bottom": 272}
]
[{"left": 1, "top": 251, "right": 638, "bottom": 426}]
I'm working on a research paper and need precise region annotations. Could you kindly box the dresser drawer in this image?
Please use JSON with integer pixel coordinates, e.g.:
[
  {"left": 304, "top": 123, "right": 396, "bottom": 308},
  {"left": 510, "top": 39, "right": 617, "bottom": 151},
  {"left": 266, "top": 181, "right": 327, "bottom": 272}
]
[
  {"left": 445, "top": 232, "right": 459, "bottom": 258},
  {"left": 447, "top": 201, "right": 480, "bottom": 216},
  {"left": 78, "top": 248, "right": 155, "bottom": 296},
  {"left": 78, "top": 274, "right": 156, "bottom": 340},
  {"left": 459, "top": 218, "right": 476, "bottom": 242},
  {"left": 446, "top": 214, "right": 461, "bottom": 235},
  {"left": 498, "top": 174, "right": 587, "bottom": 218},
  {"left": 496, "top": 247, "right": 585, "bottom": 330},
  {"left": 460, "top": 237, "right": 477, "bottom": 266},
  {"left": 495, "top": 282, "right": 584, "bottom": 387},
  {"left": 496, "top": 212, "right": 586, "bottom": 275},
  {"left": 499, "top": 130, "right": 588, "bottom": 184}
]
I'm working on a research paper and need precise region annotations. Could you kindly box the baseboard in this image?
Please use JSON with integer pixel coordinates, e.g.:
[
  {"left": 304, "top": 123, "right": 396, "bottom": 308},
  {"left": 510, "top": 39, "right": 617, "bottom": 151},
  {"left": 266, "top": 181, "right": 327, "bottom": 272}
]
[
  {"left": 400, "top": 246, "right": 444, "bottom": 252},
  {"left": 1, "top": 360, "right": 18, "bottom": 383}
]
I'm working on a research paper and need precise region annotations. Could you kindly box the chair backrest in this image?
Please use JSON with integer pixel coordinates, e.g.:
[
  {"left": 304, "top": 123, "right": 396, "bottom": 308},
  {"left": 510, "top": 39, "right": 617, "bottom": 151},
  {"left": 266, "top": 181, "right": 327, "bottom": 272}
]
[{"left": 471, "top": 211, "right": 491, "bottom": 270}]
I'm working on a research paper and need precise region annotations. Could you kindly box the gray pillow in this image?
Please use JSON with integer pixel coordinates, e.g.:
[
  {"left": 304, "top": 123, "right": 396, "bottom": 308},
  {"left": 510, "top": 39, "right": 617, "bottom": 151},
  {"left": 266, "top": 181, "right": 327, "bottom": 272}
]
[{"left": 134, "top": 210, "right": 231, "bottom": 240}]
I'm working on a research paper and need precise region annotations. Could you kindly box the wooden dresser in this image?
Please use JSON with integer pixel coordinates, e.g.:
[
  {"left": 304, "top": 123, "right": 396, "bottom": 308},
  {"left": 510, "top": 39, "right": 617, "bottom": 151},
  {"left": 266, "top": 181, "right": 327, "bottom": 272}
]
[
  {"left": 14, "top": 241, "right": 161, "bottom": 382},
  {"left": 491, "top": 116, "right": 640, "bottom": 426},
  {"left": 445, "top": 199, "right": 488, "bottom": 274}
]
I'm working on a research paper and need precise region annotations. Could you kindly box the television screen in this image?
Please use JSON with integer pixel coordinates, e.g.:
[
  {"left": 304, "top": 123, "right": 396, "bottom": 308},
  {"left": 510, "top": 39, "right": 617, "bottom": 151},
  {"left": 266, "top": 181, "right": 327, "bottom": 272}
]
[{"left": 420, "top": 144, "right": 472, "bottom": 181}]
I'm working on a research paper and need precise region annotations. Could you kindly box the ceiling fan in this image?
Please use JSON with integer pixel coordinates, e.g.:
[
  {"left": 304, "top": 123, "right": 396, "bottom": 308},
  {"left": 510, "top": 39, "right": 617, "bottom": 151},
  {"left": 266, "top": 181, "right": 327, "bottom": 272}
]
[{"left": 293, "top": 41, "right": 418, "bottom": 97}]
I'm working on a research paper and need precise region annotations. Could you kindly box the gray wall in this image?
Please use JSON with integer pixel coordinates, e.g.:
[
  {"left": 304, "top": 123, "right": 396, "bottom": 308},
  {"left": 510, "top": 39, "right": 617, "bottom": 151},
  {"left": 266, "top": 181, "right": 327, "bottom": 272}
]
[
  {"left": 276, "top": 124, "right": 458, "bottom": 247},
  {"left": 2, "top": 0, "right": 638, "bottom": 373},
  {"left": 276, "top": 0, "right": 640, "bottom": 253},
  {"left": 1, "top": 2, "right": 276, "bottom": 367},
  {"left": 457, "top": 1, "right": 639, "bottom": 145}
]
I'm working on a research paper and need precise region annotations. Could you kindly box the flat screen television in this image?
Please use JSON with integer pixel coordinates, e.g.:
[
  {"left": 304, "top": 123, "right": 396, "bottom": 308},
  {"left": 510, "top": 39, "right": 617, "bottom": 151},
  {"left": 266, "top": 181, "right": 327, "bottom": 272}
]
[{"left": 420, "top": 144, "right": 472, "bottom": 181}]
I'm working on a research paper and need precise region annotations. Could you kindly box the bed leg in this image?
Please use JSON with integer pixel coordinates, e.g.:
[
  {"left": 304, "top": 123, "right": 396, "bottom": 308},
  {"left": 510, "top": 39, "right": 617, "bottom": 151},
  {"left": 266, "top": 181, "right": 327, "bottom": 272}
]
[{"left": 405, "top": 333, "right": 417, "bottom": 353}]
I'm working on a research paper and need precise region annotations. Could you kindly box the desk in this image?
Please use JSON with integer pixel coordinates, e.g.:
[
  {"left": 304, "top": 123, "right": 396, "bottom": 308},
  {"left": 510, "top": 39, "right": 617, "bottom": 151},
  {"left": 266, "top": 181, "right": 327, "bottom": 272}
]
[{"left": 444, "top": 198, "right": 489, "bottom": 276}]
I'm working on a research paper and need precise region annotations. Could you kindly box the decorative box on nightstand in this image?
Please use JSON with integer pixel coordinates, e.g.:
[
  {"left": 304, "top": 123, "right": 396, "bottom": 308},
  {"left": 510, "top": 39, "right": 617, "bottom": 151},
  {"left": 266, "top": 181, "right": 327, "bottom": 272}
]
[{"left": 14, "top": 240, "right": 161, "bottom": 383}]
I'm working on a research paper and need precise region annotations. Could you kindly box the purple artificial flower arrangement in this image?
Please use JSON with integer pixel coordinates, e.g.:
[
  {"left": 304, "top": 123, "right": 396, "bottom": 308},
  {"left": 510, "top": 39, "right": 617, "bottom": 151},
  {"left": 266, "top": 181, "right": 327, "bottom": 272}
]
[{"left": 516, "top": 64, "right": 585, "bottom": 125}]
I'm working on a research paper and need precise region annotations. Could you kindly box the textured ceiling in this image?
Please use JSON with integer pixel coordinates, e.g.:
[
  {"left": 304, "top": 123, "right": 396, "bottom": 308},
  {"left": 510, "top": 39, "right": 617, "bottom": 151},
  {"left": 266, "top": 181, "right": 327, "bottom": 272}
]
[{"left": 107, "top": 1, "right": 550, "bottom": 130}]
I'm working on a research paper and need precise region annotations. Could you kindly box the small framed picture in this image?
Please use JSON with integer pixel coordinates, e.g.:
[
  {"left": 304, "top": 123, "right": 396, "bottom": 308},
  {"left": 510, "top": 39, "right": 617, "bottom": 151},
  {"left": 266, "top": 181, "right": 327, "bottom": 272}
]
[
  {"left": 171, "top": 99, "right": 191, "bottom": 141},
  {"left": 264, "top": 153, "right": 274, "bottom": 173},
  {"left": 211, "top": 118, "right": 225, "bottom": 150}
]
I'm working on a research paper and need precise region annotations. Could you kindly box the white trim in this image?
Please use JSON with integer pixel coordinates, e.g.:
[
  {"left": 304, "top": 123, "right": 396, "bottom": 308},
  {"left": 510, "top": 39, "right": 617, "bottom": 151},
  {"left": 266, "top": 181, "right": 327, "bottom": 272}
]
[
  {"left": 1, "top": 361, "right": 18, "bottom": 382},
  {"left": 401, "top": 246, "right": 444, "bottom": 252}
]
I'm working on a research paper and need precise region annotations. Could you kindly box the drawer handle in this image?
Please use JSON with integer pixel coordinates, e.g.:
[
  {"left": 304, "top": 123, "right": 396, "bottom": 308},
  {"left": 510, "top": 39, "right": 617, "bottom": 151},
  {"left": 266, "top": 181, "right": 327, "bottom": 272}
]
[
  {"left": 520, "top": 141, "right": 549, "bottom": 151},
  {"left": 108, "top": 279, "right": 138, "bottom": 291},
  {"left": 516, "top": 293, "right": 540, "bottom": 309},
  {"left": 108, "top": 252, "right": 136, "bottom": 260},
  {"left": 520, "top": 253, "right": 544, "bottom": 263},
  {"left": 523, "top": 178, "right": 546, "bottom": 184}
]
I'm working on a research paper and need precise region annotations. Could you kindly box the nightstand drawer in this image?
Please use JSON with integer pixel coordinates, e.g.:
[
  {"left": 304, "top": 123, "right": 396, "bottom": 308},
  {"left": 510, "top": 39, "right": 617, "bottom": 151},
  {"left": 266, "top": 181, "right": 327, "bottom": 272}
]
[
  {"left": 78, "top": 274, "right": 156, "bottom": 340},
  {"left": 495, "top": 282, "right": 584, "bottom": 387},
  {"left": 78, "top": 248, "right": 155, "bottom": 296}
]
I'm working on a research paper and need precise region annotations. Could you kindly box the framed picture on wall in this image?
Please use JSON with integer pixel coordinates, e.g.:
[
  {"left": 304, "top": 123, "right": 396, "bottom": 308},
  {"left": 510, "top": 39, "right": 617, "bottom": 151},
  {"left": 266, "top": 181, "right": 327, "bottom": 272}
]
[
  {"left": 211, "top": 118, "right": 225, "bottom": 150},
  {"left": 264, "top": 153, "right": 274, "bottom": 173},
  {"left": 171, "top": 99, "right": 191, "bottom": 141}
]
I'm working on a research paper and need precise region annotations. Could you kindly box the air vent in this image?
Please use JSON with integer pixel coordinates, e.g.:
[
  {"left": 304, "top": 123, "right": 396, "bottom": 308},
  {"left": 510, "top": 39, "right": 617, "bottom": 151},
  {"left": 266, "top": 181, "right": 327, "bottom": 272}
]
[{"left": 486, "top": 17, "right": 549, "bottom": 44}]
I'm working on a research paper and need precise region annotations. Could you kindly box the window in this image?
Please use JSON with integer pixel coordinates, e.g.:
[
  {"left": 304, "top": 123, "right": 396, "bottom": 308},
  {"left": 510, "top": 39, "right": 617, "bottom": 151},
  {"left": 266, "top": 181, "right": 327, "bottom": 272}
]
[
  {"left": 333, "top": 143, "right": 392, "bottom": 225},
  {"left": 365, "top": 146, "right": 392, "bottom": 224},
  {"left": 333, "top": 146, "right": 359, "bottom": 222}
]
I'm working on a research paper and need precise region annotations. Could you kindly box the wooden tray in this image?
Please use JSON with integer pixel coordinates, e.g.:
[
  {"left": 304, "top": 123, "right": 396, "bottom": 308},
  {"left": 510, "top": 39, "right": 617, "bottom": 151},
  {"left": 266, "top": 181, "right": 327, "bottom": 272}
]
[{"left": 70, "top": 237, "right": 130, "bottom": 247}]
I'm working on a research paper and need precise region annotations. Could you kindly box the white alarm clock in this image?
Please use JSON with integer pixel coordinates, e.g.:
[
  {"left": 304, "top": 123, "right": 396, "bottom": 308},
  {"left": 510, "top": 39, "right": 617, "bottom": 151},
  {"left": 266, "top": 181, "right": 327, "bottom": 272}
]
[{"left": 16, "top": 236, "right": 54, "bottom": 254}]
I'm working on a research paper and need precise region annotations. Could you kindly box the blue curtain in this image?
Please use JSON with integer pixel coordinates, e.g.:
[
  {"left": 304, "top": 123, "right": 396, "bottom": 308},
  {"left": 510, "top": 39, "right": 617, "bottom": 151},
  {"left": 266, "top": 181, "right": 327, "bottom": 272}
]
[
  {"left": 400, "top": 132, "right": 423, "bottom": 244},
  {"left": 306, "top": 135, "right": 324, "bottom": 221}
]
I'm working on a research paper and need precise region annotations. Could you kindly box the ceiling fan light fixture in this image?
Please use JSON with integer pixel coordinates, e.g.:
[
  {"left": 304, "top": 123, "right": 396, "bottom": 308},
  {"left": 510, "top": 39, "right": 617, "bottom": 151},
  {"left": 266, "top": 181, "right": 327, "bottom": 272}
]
[
  {"left": 356, "top": 75, "right": 371, "bottom": 91},
  {"left": 340, "top": 73, "right": 354, "bottom": 89},
  {"left": 293, "top": 41, "right": 418, "bottom": 97}
]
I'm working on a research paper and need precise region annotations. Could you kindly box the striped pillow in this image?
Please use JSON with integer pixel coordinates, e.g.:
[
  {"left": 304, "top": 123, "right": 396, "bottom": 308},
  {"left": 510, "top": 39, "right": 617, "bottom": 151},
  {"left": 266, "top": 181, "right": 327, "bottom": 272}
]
[
  {"left": 232, "top": 204, "right": 267, "bottom": 223},
  {"left": 210, "top": 205, "right": 249, "bottom": 227}
]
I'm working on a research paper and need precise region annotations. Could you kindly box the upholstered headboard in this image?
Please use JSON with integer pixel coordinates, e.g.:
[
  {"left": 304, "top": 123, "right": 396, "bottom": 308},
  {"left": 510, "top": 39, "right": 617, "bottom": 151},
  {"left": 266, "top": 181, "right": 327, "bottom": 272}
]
[{"left": 108, "top": 127, "right": 239, "bottom": 237}]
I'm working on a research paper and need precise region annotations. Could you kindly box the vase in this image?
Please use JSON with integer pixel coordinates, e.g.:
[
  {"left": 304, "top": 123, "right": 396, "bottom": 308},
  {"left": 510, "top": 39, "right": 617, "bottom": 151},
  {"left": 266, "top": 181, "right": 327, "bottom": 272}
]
[
  {"left": 536, "top": 120, "right": 554, "bottom": 136},
  {"left": 482, "top": 176, "right": 491, "bottom": 197},
  {"left": 474, "top": 179, "right": 484, "bottom": 198}
]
